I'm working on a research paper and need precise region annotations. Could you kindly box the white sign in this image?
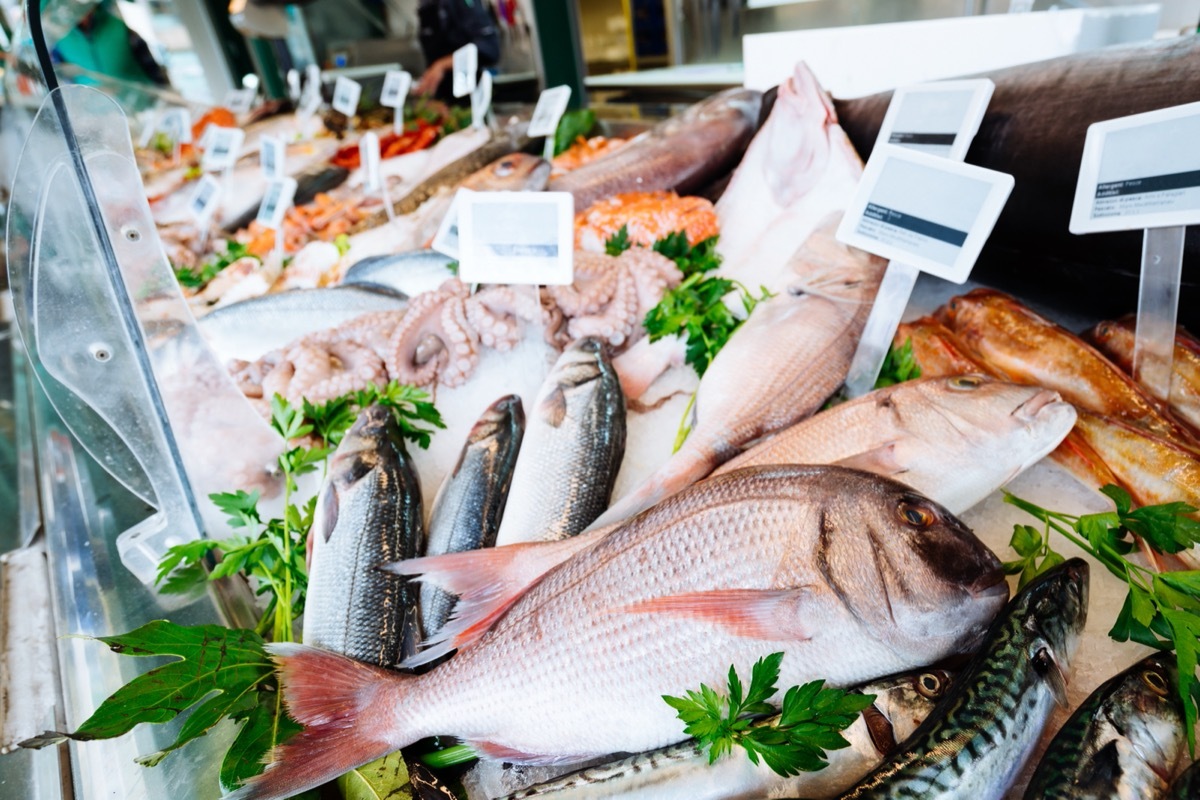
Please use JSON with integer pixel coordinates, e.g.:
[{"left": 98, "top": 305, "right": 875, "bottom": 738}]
[
  {"left": 361, "top": 131, "right": 383, "bottom": 193},
  {"left": 224, "top": 87, "right": 256, "bottom": 114},
  {"left": 528, "top": 85, "right": 573, "bottom": 138},
  {"left": 432, "top": 190, "right": 468, "bottom": 259},
  {"left": 381, "top": 69, "right": 413, "bottom": 108},
  {"left": 1070, "top": 101, "right": 1200, "bottom": 234},
  {"left": 874, "top": 79, "right": 994, "bottom": 161},
  {"left": 471, "top": 71, "right": 493, "bottom": 130},
  {"left": 332, "top": 76, "right": 362, "bottom": 117},
  {"left": 201, "top": 126, "right": 246, "bottom": 172},
  {"left": 458, "top": 192, "right": 574, "bottom": 285},
  {"left": 453, "top": 42, "right": 478, "bottom": 98},
  {"left": 306, "top": 64, "right": 321, "bottom": 96},
  {"left": 836, "top": 145, "right": 1013, "bottom": 284},
  {"left": 261, "top": 135, "right": 286, "bottom": 180},
  {"left": 157, "top": 107, "right": 192, "bottom": 146},
  {"left": 188, "top": 174, "right": 222, "bottom": 223},
  {"left": 257, "top": 177, "right": 299, "bottom": 230},
  {"left": 287, "top": 68, "right": 302, "bottom": 101}
]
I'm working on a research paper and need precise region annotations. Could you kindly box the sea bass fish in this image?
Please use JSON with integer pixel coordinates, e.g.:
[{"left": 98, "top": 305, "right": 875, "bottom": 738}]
[
  {"left": 342, "top": 249, "right": 458, "bottom": 298},
  {"left": 591, "top": 218, "right": 885, "bottom": 529},
  {"left": 548, "top": 88, "right": 762, "bottom": 213},
  {"left": 229, "top": 466, "right": 1009, "bottom": 800},
  {"left": 1090, "top": 317, "right": 1200, "bottom": 436},
  {"left": 304, "top": 405, "right": 425, "bottom": 667},
  {"left": 493, "top": 338, "right": 626, "bottom": 547},
  {"left": 837, "top": 559, "right": 1088, "bottom": 800},
  {"left": 1024, "top": 653, "right": 1184, "bottom": 800},
  {"left": 715, "top": 375, "right": 1075, "bottom": 515},
  {"left": 938, "top": 289, "right": 1199, "bottom": 450},
  {"left": 496, "top": 669, "right": 957, "bottom": 800},
  {"left": 422, "top": 395, "right": 525, "bottom": 639}
]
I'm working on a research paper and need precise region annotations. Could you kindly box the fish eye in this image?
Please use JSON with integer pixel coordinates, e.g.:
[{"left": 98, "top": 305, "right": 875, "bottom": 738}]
[
  {"left": 915, "top": 672, "right": 945, "bottom": 698},
  {"left": 949, "top": 375, "right": 984, "bottom": 390},
  {"left": 1142, "top": 669, "right": 1170, "bottom": 697},
  {"left": 897, "top": 500, "right": 935, "bottom": 529},
  {"left": 494, "top": 160, "right": 515, "bottom": 177}
]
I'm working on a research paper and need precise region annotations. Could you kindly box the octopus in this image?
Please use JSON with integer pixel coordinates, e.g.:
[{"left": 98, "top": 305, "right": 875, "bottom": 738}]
[
  {"left": 551, "top": 135, "right": 626, "bottom": 176},
  {"left": 574, "top": 191, "right": 719, "bottom": 253}
]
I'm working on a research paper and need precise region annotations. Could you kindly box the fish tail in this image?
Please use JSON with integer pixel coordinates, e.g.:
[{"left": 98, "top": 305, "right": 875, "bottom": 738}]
[{"left": 225, "top": 643, "right": 416, "bottom": 800}]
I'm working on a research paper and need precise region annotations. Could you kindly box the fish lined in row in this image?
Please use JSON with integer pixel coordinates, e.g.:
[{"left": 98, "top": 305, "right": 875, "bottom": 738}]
[{"left": 1089, "top": 317, "right": 1200, "bottom": 436}]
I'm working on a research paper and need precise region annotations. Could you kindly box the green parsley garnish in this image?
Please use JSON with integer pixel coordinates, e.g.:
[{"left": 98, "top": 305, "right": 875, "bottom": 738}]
[
  {"left": 333, "top": 233, "right": 351, "bottom": 257},
  {"left": 553, "top": 108, "right": 597, "bottom": 156},
  {"left": 174, "top": 240, "right": 258, "bottom": 290},
  {"left": 664, "top": 652, "right": 874, "bottom": 776},
  {"left": 874, "top": 338, "right": 921, "bottom": 388},
  {"left": 605, "top": 225, "right": 631, "bottom": 256},
  {"left": 1004, "top": 485, "right": 1200, "bottom": 753}
]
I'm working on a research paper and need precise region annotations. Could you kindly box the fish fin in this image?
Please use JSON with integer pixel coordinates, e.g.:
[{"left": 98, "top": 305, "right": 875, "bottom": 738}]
[
  {"left": 224, "top": 643, "right": 411, "bottom": 800},
  {"left": 621, "top": 588, "right": 814, "bottom": 641},
  {"left": 469, "top": 740, "right": 594, "bottom": 766},
  {"left": 540, "top": 386, "right": 568, "bottom": 427},
  {"left": 1032, "top": 642, "right": 1070, "bottom": 708},
  {"left": 387, "top": 534, "right": 605, "bottom": 667},
  {"left": 832, "top": 443, "right": 904, "bottom": 476}
]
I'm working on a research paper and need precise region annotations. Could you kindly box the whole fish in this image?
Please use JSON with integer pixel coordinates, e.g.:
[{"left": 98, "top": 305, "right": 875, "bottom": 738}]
[
  {"left": 1090, "top": 317, "right": 1200, "bottom": 435},
  {"left": 837, "top": 558, "right": 1089, "bottom": 800},
  {"left": 591, "top": 217, "right": 885, "bottom": 529},
  {"left": 493, "top": 337, "right": 625, "bottom": 547},
  {"left": 223, "top": 164, "right": 350, "bottom": 233},
  {"left": 548, "top": 88, "right": 762, "bottom": 213},
  {"left": 304, "top": 405, "right": 425, "bottom": 667},
  {"left": 422, "top": 395, "right": 525, "bottom": 639},
  {"left": 342, "top": 249, "right": 458, "bottom": 298},
  {"left": 1171, "top": 760, "right": 1200, "bottom": 799},
  {"left": 496, "top": 668, "right": 957, "bottom": 800},
  {"left": 1024, "top": 652, "right": 1184, "bottom": 800},
  {"left": 938, "top": 289, "right": 1200, "bottom": 450},
  {"left": 714, "top": 375, "right": 1076, "bottom": 515},
  {"left": 229, "top": 466, "right": 1009, "bottom": 800}
]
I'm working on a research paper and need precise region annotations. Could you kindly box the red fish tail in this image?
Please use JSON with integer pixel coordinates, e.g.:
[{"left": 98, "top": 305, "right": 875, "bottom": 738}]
[{"left": 225, "top": 643, "right": 417, "bottom": 800}]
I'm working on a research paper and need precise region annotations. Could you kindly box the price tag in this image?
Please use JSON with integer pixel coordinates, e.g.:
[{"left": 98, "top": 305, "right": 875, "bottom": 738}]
[
  {"left": 528, "top": 85, "right": 572, "bottom": 138},
  {"left": 381, "top": 69, "right": 412, "bottom": 108},
  {"left": 188, "top": 174, "right": 222, "bottom": 223},
  {"left": 257, "top": 177, "right": 299, "bottom": 230},
  {"left": 286, "top": 68, "right": 302, "bottom": 101},
  {"left": 874, "top": 79, "right": 994, "bottom": 160},
  {"left": 453, "top": 42, "right": 478, "bottom": 98},
  {"left": 471, "top": 71, "right": 493, "bottom": 130},
  {"left": 224, "top": 87, "right": 256, "bottom": 114},
  {"left": 261, "top": 135, "right": 286, "bottom": 180},
  {"left": 306, "top": 64, "right": 321, "bottom": 96},
  {"left": 837, "top": 146, "right": 1013, "bottom": 284},
  {"left": 158, "top": 107, "right": 192, "bottom": 146},
  {"left": 361, "top": 131, "right": 382, "bottom": 193},
  {"left": 458, "top": 191, "right": 574, "bottom": 285},
  {"left": 201, "top": 126, "right": 246, "bottom": 172},
  {"left": 332, "top": 76, "right": 362, "bottom": 118},
  {"left": 432, "top": 190, "right": 467, "bottom": 259}
]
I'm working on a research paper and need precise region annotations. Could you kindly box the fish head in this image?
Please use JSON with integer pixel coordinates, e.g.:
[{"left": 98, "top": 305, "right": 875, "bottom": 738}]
[
  {"left": 815, "top": 467, "right": 1009, "bottom": 662},
  {"left": 762, "top": 63, "right": 838, "bottom": 205},
  {"left": 536, "top": 337, "right": 620, "bottom": 427},
  {"left": 859, "top": 668, "right": 956, "bottom": 755},
  {"left": 1103, "top": 653, "right": 1186, "bottom": 786},
  {"left": 783, "top": 217, "right": 885, "bottom": 302},
  {"left": 462, "top": 153, "right": 552, "bottom": 192},
  {"left": 1011, "top": 558, "right": 1089, "bottom": 693},
  {"left": 467, "top": 394, "right": 525, "bottom": 447},
  {"left": 889, "top": 376, "right": 1076, "bottom": 512},
  {"left": 938, "top": 289, "right": 1056, "bottom": 358}
]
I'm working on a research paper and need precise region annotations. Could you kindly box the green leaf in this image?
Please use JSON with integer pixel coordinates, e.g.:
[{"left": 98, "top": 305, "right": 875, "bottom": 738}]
[
  {"left": 1101, "top": 484, "right": 1133, "bottom": 516},
  {"left": 334, "top": 233, "right": 351, "bottom": 258},
  {"left": 873, "top": 338, "right": 922, "bottom": 388},
  {"left": 219, "top": 688, "right": 302, "bottom": 790},
  {"left": 336, "top": 751, "right": 413, "bottom": 800},
  {"left": 605, "top": 225, "right": 631, "bottom": 256},
  {"left": 553, "top": 109, "right": 597, "bottom": 156}
]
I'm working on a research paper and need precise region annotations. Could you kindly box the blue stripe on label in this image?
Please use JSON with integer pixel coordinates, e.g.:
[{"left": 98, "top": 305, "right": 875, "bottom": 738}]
[{"left": 863, "top": 203, "right": 968, "bottom": 246}]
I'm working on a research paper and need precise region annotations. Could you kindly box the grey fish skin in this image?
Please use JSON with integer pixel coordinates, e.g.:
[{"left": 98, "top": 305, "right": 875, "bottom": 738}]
[
  {"left": 836, "top": 559, "right": 1089, "bottom": 800},
  {"left": 496, "top": 669, "right": 957, "bottom": 800},
  {"left": 1170, "top": 760, "right": 1200, "bottom": 799},
  {"left": 1024, "top": 653, "right": 1184, "bottom": 800},
  {"left": 343, "top": 249, "right": 458, "bottom": 297},
  {"left": 494, "top": 337, "right": 626, "bottom": 545},
  {"left": 422, "top": 395, "right": 525, "bottom": 638},
  {"left": 304, "top": 405, "right": 426, "bottom": 667}
]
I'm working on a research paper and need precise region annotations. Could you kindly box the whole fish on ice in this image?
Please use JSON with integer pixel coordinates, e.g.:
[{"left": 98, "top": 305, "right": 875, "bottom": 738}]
[{"left": 1090, "top": 317, "right": 1200, "bottom": 436}]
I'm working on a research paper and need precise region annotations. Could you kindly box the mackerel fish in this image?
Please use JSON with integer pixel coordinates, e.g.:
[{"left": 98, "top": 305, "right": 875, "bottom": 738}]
[
  {"left": 836, "top": 559, "right": 1089, "bottom": 800},
  {"left": 1024, "top": 652, "right": 1184, "bottom": 800}
]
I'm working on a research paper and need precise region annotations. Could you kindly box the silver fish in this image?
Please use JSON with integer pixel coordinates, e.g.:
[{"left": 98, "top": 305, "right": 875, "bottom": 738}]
[
  {"left": 838, "top": 559, "right": 1089, "bottom": 800},
  {"left": 494, "top": 337, "right": 626, "bottom": 546},
  {"left": 1024, "top": 652, "right": 1184, "bottom": 800},
  {"left": 228, "top": 465, "right": 1008, "bottom": 800},
  {"left": 422, "top": 395, "right": 525, "bottom": 639},
  {"left": 495, "top": 669, "right": 957, "bottom": 800},
  {"left": 303, "top": 405, "right": 425, "bottom": 667},
  {"left": 342, "top": 249, "right": 459, "bottom": 298}
]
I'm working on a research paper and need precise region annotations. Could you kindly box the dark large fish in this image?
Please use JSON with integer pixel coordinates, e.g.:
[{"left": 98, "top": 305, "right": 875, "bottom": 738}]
[
  {"left": 303, "top": 405, "right": 425, "bottom": 667},
  {"left": 548, "top": 88, "right": 763, "bottom": 213},
  {"left": 836, "top": 559, "right": 1089, "bottom": 800},
  {"left": 1024, "top": 652, "right": 1184, "bottom": 800},
  {"left": 831, "top": 38, "right": 1200, "bottom": 329}
]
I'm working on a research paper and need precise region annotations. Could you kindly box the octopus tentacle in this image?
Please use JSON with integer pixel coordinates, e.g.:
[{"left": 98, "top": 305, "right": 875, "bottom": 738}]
[{"left": 466, "top": 286, "right": 541, "bottom": 351}]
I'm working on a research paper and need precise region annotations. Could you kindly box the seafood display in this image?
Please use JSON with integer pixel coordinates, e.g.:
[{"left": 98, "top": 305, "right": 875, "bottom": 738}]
[
  {"left": 1090, "top": 317, "right": 1200, "bottom": 434},
  {"left": 574, "top": 191, "right": 719, "bottom": 252}
]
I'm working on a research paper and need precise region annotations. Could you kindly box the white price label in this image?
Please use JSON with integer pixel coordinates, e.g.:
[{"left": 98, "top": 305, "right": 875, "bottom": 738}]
[
  {"left": 158, "top": 107, "right": 192, "bottom": 146},
  {"left": 458, "top": 191, "right": 574, "bottom": 285},
  {"left": 471, "top": 71, "right": 493, "bottom": 130},
  {"left": 202, "top": 126, "right": 246, "bottom": 172},
  {"left": 224, "top": 87, "right": 256, "bottom": 114},
  {"left": 332, "top": 76, "right": 362, "bottom": 117},
  {"left": 361, "top": 131, "right": 383, "bottom": 193},
  {"left": 287, "top": 69, "right": 302, "bottom": 101},
  {"left": 306, "top": 64, "right": 321, "bottom": 96},
  {"left": 257, "top": 177, "right": 299, "bottom": 230},
  {"left": 528, "top": 85, "right": 572, "bottom": 138},
  {"left": 381, "top": 70, "right": 413, "bottom": 108},
  {"left": 261, "top": 135, "right": 286, "bottom": 180},
  {"left": 836, "top": 146, "right": 1013, "bottom": 284},
  {"left": 453, "top": 43, "right": 478, "bottom": 98},
  {"left": 432, "top": 190, "right": 467, "bottom": 259},
  {"left": 188, "top": 174, "right": 222, "bottom": 223},
  {"left": 874, "top": 79, "right": 994, "bottom": 161},
  {"left": 1070, "top": 101, "right": 1200, "bottom": 234}
]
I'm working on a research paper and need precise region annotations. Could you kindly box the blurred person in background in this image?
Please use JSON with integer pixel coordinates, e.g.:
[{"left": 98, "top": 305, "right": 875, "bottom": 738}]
[
  {"left": 53, "top": 0, "right": 169, "bottom": 86},
  {"left": 414, "top": 0, "right": 499, "bottom": 101}
]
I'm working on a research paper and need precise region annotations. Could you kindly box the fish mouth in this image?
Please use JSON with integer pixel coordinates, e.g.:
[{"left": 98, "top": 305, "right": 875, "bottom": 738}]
[
  {"left": 1013, "top": 389, "right": 1064, "bottom": 421},
  {"left": 969, "top": 567, "right": 1010, "bottom": 603}
]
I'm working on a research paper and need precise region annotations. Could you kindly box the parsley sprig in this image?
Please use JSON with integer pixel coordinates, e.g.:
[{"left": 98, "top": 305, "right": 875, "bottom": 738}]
[
  {"left": 175, "top": 240, "right": 258, "bottom": 290},
  {"left": 664, "top": 652, "right": 874, "bottom": 776},
  {"left": 875, "top": 338, "right": 922, "bottom": 388},
  {"left": 1003, "top": 485, "right": 1200, "bottom": 752}
]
